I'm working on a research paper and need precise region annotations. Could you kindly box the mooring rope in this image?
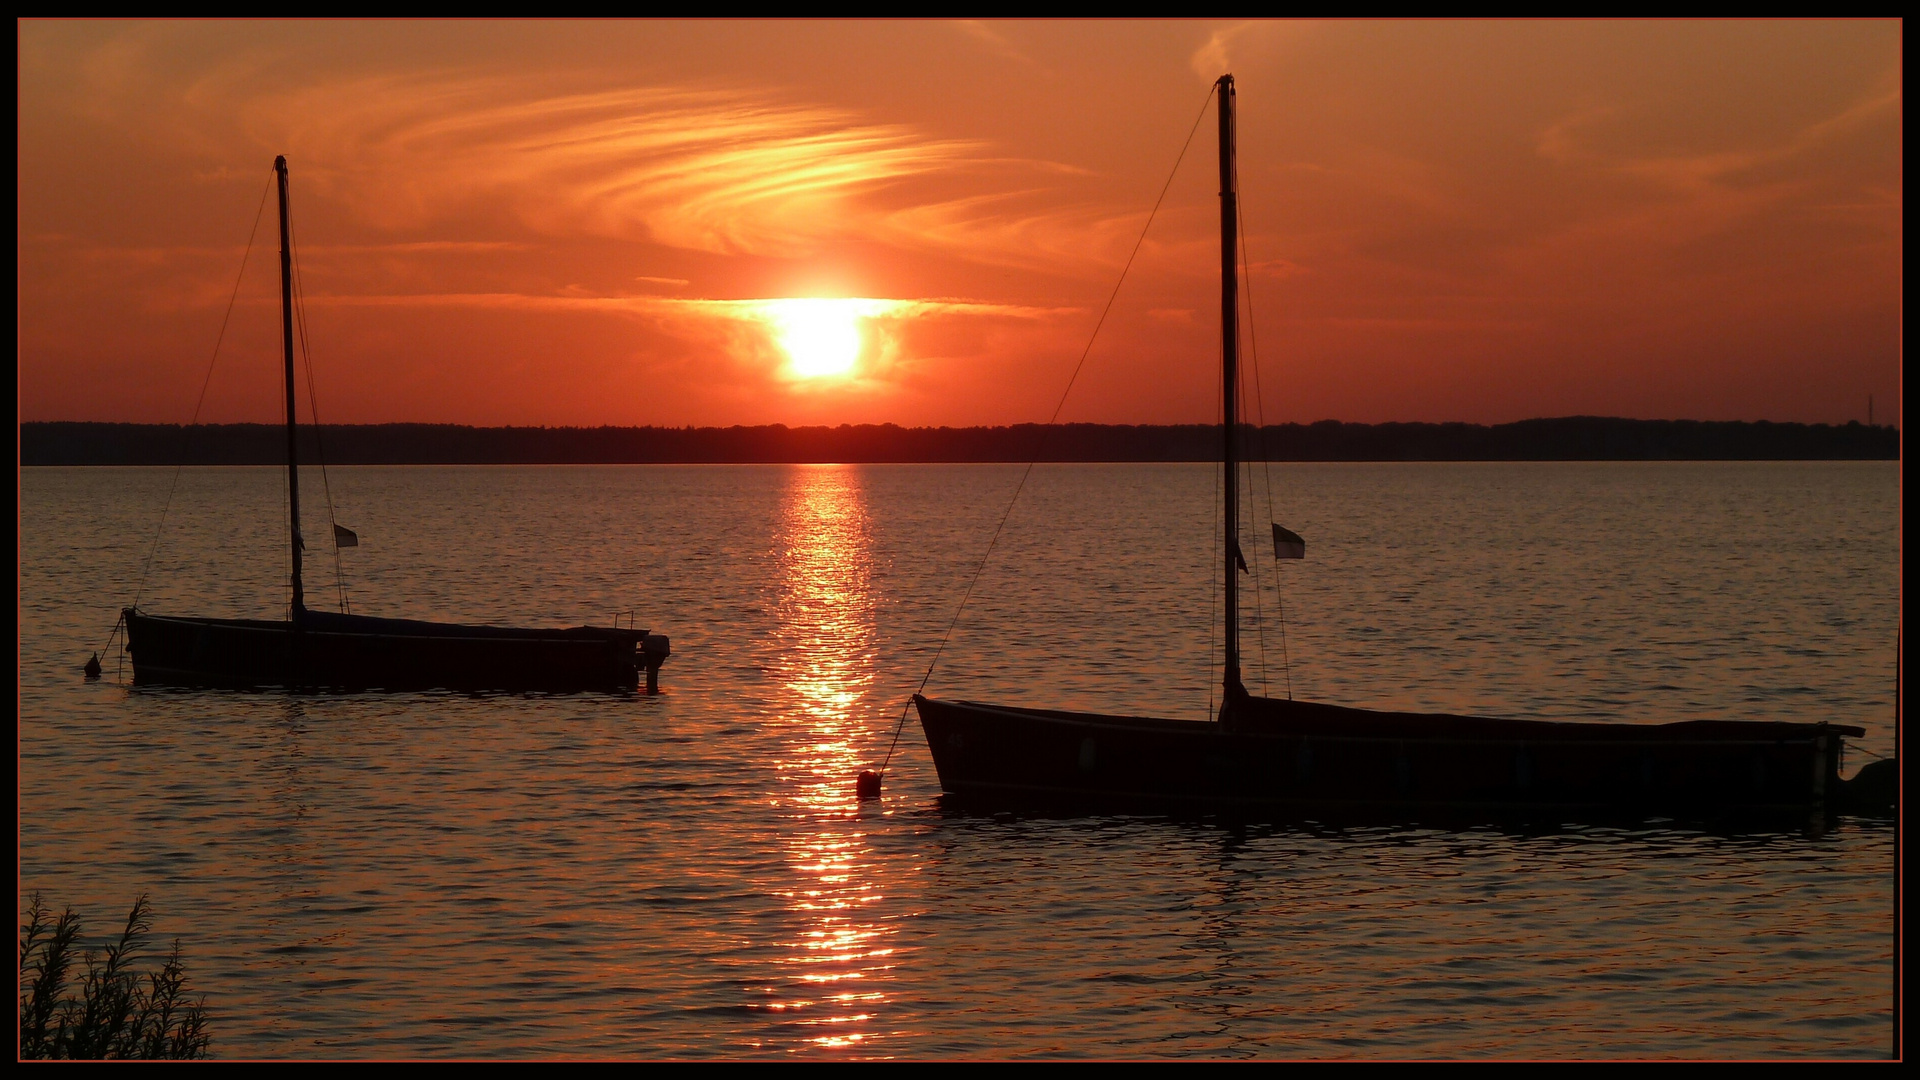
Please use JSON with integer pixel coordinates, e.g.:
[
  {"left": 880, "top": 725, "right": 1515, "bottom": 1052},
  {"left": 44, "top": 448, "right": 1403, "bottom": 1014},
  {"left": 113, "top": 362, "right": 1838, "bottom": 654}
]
[{"left": 874, "top": 82, "right": 1219, "bottom": 784}]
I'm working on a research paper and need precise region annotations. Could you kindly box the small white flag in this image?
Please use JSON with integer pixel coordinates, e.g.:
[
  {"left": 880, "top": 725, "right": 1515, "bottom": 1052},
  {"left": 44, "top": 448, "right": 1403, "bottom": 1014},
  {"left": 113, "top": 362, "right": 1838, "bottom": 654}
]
[
  {"left": 333, "top": 524, "right": 359, "bottom": 548},
  {"left": 1272, "top": 523, "right": 1305, "bottom": 560}
]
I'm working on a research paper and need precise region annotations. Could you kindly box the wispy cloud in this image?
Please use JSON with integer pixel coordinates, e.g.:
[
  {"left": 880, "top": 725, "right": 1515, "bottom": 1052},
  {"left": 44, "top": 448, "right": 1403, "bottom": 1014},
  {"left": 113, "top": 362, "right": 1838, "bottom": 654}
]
[
  {"left": 137, "top": 65, "right": 1140, "bottom": 274},
  {"left": 299, "top": 291, "right": 1072, "bottom": 324},
  {"left": 35, "top": 31, "right": 1199, "bottom": 285},
  {"left": 1538, "top": 71, "right": 1901, "bottom": 194},
  {"left": 248, "top": 79, "right": 988, "bottom": 258},
  {"left": 297, "top": 290, "right": 1078, "bottom": 383},
  {"left": 1189, "top": 21, "right": 1308, "bottom": 81},
  {"left": 1190, "top": 22, "right": 1253, "bottom": 80},
  {"left": 953, "top": 20, "right": 1038, "bottom": 67},
  {"left": 301, "top": 241, "right": 535, "bottom": 255}
]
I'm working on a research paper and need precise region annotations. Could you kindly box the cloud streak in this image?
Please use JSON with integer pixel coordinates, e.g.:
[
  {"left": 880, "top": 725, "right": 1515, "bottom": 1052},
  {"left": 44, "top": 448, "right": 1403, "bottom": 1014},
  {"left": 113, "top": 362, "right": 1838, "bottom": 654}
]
[
  {"left": 253, "top": 79, "right": 987, "bottom": 257},
  {"left": 115, "top": 59, "right": 1148, "bottom": 276}
]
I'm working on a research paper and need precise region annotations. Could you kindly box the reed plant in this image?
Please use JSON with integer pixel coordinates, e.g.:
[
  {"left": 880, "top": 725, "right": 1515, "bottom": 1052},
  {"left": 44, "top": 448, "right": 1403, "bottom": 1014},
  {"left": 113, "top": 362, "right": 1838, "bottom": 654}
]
[{"left": 17, "top": 893, "right": 210, "bottom": 1059}]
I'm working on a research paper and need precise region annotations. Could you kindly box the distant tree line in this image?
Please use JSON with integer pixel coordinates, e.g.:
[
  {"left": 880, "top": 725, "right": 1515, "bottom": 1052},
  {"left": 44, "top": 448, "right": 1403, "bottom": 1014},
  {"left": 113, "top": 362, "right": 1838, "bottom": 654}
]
[{"left": 18, "top": 417, "right": 1899, "bottom": 465}]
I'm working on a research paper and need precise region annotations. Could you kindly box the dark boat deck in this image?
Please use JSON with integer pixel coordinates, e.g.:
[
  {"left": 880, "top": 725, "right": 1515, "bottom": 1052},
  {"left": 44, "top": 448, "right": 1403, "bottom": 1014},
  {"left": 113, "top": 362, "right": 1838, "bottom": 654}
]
[
  {"left": 931, "top": 695, "right": 1862, "bottom": 743},
  {"left": 915, "top": 695, "right": 1868, "bottom": 824},
  {"left": 124, "top": 608, "right": 669, "bottom": 693}
]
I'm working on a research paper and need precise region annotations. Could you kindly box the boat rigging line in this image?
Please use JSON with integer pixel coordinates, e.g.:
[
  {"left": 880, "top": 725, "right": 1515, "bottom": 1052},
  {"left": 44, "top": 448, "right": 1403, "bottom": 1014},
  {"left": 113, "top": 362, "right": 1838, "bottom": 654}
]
[
  {"left": 285, "top": 177, "right": 353, "bottom": 614},
  {"left": 109, "top": 169, "right": 274, "bottom": 680},
  {"left": 1208, "top": 335, "right": 1224, "bottom": 722},
  {"left": 863, "top": 81, "right": 1220, "bottom": 800},
  {"left": 1237, "top": 333, "right": 1271, "bottom": 697},
  {"left": 1236, "top": 133, "right": 1292, "bottom": 701}
]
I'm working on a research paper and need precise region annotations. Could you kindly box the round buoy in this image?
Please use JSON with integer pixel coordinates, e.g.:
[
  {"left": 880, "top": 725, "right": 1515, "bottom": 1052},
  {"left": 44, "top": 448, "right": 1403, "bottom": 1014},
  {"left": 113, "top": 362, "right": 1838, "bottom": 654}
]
[
  {"left": 856, "top": 770, "right": 882, "bottom": 800},
  {"left": 82, "top": 653, "right": 102, "bottom": 679}
]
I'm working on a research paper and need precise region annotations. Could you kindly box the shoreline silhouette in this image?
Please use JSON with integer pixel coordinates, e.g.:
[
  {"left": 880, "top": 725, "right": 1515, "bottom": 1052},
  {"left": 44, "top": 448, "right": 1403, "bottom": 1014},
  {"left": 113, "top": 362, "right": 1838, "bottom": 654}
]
[{"left": 20, "top": 417, "right": 1900, "bottom": 465}]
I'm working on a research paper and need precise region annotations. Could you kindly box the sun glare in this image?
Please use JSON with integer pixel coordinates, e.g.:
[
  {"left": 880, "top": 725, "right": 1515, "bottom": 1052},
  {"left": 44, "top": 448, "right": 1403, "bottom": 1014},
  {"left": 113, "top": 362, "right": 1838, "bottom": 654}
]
[{"left": 768, "top": 299, "right": 868, "bottom": 378}]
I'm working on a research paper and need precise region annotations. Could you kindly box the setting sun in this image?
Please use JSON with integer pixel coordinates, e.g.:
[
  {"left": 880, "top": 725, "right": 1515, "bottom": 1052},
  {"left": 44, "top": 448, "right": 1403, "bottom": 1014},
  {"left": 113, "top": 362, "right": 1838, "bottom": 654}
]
[
  {"left": 770, "top": 299, "right": 867, "bottom": 378},
  {"left": 11, "top": 19, "right": 1902, "bottom": 1064}
]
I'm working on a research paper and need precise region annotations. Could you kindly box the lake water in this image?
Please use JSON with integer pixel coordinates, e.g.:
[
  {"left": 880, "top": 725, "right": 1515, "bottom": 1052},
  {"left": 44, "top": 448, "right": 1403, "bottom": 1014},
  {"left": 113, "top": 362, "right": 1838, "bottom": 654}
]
[{"left": 17, "top": 462, "right": 1900, "bottom": 1058}]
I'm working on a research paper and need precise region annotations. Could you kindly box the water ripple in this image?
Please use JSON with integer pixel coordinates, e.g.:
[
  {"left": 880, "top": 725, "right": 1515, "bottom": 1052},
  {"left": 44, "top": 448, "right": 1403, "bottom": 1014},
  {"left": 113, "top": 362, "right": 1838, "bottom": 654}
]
[{"left": 18, "top": 462, "right": 1899, "bottom": 1058}]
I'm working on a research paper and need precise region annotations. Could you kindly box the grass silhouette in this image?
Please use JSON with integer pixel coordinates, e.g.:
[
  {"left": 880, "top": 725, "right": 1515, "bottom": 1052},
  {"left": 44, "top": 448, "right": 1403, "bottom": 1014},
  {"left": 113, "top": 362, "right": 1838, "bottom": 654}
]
[{"left": 18, "top": 893, "right": 210, "bottom": 1059}]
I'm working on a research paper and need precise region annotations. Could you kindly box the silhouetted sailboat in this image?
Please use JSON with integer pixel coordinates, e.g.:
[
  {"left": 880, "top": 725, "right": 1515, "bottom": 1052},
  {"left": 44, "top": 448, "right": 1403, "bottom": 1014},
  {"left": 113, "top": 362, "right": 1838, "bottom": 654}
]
[
  {"left": 122, "top": 157, "right": 670, "bottom": 692},
  {"left": 913, "top": 77, "right": 1881, "bottom": 821}
]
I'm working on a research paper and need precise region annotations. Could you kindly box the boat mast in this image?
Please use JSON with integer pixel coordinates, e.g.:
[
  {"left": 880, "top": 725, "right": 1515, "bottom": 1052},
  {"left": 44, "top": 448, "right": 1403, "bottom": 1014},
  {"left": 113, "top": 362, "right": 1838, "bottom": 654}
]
[
  {"left": 1217, "top": 75, "right": 1245, "bottom": 704},
  {"left": 275, "top": 156, "right": 304, "bottom": 615}
]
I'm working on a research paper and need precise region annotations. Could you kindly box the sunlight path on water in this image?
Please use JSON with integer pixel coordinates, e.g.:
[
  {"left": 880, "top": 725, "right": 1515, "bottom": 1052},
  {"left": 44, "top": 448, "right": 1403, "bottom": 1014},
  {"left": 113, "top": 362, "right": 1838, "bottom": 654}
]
[
  {"left": 15, "top": 462, "right": 1899, "bottom": 1058},
  {"left": 762, "top": 466, "right": 900, "bottom": 1052}
]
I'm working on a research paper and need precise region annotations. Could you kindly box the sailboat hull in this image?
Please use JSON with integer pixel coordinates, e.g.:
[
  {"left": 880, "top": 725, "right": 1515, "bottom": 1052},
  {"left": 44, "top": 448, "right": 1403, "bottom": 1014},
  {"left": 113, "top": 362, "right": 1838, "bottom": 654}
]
[
  {"left": 124, "top": 609, "right": 666, "bottom": 692},
  {"left": 915, "top": 695, "right": 1860, "bottom": 823}
]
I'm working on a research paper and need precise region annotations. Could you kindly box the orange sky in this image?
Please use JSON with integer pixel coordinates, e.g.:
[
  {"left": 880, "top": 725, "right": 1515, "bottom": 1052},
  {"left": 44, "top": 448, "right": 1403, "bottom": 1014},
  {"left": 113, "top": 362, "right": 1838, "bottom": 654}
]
[{"left": 17, "top": 20, "right": 1903, "bottom": 428}]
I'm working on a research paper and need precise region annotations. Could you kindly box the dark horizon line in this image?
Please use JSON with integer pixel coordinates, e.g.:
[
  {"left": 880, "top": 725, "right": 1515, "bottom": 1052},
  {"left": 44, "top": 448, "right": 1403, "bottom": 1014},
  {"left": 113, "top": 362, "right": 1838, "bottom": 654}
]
[{"left": 19, "top": 417, "right": 1899, "bottom": 464}]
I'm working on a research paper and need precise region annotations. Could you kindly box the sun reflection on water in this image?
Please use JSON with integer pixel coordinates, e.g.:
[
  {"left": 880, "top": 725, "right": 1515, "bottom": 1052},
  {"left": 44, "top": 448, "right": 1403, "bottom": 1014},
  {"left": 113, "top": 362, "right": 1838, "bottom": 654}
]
[{"left": 765, "top": 465, "right": 896, "bottom": 1053}]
